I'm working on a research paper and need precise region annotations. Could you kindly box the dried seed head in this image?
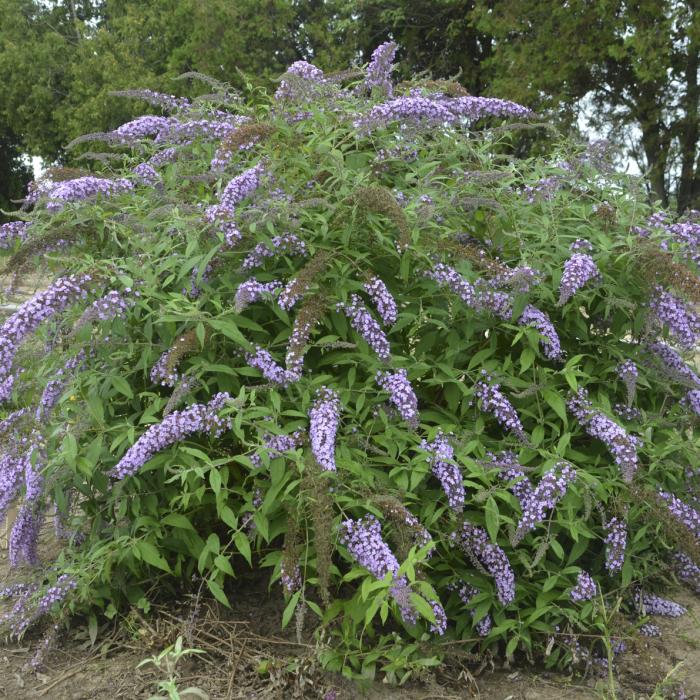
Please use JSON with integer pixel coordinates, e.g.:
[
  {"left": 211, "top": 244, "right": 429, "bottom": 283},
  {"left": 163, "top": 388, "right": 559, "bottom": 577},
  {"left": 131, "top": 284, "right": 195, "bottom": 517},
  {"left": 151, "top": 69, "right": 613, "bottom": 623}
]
[
  {"left": 279, "top": 251, "right": 331, "bottom": 310},
  {"left": 302, "top": 458, "right": 334, "bottom": 605},
  {"left": 397, "top": 79, "right": 470, "bottom": 97},
  {"left": 636, "top": 244, "right": 700, "bottom": 303},
  {"left": 351, "top": 185, "right": 411, "bottom": 250}
]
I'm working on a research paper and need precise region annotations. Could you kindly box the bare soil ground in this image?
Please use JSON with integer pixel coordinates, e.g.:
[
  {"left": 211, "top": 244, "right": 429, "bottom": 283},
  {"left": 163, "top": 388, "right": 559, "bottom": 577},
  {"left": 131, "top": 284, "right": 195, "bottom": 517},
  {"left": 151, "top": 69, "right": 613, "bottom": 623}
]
[{"left": 2, "top": 530, "right": 699, "bottom": 700}]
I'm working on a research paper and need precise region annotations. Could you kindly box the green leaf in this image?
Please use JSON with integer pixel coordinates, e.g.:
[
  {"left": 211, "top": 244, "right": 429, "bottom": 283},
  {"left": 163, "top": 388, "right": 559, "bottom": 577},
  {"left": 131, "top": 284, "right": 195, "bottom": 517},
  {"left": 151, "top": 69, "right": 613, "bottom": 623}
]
[
  {"left": 136, "top": 541, "right": 171, "bottom": 573},
  {"left": 234, "top": 531, "right": 252, "bottom": 566},
  {"left": 111, "top": 375, "right": 133, "bottom": 399},
  {"left": 282, "top": 590, "right": 301, "bottom": 628},
  {"left": 543, "top": 388, "right": 567, "bottom": 423},
  {"left": 207, "top": 578, "right": 230, "bottom": 608},
  {"left": 161, "top": 513, "right": 195, "bottom": 530},
  {"left": 485, "top": 496, "right": 500, "bottom": 542}
]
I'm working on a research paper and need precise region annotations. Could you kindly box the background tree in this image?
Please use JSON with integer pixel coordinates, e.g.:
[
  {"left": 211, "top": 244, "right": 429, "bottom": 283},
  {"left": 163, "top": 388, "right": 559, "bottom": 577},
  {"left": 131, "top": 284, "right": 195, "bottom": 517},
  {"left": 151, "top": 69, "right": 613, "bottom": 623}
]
[{"left": 473, "top": 0, "right": 700, "bottom": 213}]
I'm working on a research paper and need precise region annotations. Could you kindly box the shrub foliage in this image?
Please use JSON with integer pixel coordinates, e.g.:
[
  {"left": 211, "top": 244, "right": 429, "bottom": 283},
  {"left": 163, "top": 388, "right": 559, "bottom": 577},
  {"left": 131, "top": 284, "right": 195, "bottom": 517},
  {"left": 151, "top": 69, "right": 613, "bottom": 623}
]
[{"left": 1, "top": 45, "right": 699, "bottom": 681}]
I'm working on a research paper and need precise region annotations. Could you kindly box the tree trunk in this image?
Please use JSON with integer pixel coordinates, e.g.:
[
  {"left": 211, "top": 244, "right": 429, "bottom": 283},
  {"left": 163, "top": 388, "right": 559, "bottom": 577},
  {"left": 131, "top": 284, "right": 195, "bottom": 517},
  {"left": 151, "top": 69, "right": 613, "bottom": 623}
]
[{"left": 677, "top": 40, "right": 699, "bottom": 214}]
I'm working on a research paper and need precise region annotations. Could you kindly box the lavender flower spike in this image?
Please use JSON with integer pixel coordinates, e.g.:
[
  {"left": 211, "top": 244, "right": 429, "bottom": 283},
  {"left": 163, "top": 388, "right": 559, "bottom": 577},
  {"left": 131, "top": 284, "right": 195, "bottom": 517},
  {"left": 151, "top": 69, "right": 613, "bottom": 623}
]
[
  {"left": 649, "top": 286, "right": 700, "bottom": 350},
  {"left": 570, "top": 571, "right": 597, "bottom": 602},
  {"left": 422, "top": 431, "right": 464, "bottom": 512},
  {"left": 617, "top": 360, "right": 638, "bottom": 406},
  {"left": 339, "top": 515, "right": 416, "bottom": 625},
  {"left": 567, "top": 388, "right": 641, "bottom": 482},
  {"left": 658, "top": 491, "right": 700, "bottom": 540},
  {"left": 604, "top": 517, "right": 627, "bottom": 575},
  {"left": 364, "top": 41, "right": 397, "bottom": 97},
  {"left": 452, "top": 522, "right": 516, "bottom": 605},
  {"left": 557, "top": 251, "right": 601, "bottom": 306},
  {"left": 110, "top": 393, "right": 232, "bottom": 479},
  {"left": 364, "top": 276, "right": 398, "bottom": 326},
  {"left": 336, "top": 294, "right": 391, "bottom": 361},
  {"left": 518, "top": 304, "right": 563, "bottom": 360},
  {"left": 513, "top": 462, "right": 576, "bottom": 543},
  {"left": 474, "top": 371, "right": 527, "bottom": 442},
  {"left": 376, "top": 369, "right": 419, "bottom": 427},
  {"left": 309, "top": 387, "right": 341, "bottom": 472}
]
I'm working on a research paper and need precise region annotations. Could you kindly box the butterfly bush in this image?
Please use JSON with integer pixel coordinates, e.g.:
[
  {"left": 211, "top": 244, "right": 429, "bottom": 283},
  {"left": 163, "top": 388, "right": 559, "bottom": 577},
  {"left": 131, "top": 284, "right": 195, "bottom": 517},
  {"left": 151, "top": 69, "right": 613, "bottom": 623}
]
[
  {"left": 518, "top": 305, "right": 563, "bottom": 360},
  {"left": 448, "top": 582, "right": 492, "bottom": 636},
  {"left": 4, "top": 42, "right": 700, "bottom": 679},
  {"left": 474, "top": 372, "right": 527, "bottom": 442},
  {"left": 648, "top": 286, "right": 700, "bottom": 349},
  {"left": 567, "top": 388, "right": 641, "bottom": 482},
  {"left": 634, "top": 590, "right": 686, "bottom": 618},
  {"left": 0, "top": 273, "right": 92, "bottom": 402},
  {"left": 376, "top": 369, "right": 419, "bottom": 427},
  {"left": 0, "top": 221, "right": 30, "bottom": 248},
  {"left": 339, "top": 515, "right": 416, "bottom": 624},
  {"left": 364, "top": 276, "right": 397, "bottom": 326},
  {"left": 513, "top": 463, "right": 576, "bottom": 543},
  {"left": 617, "top": 361, "right": 638, "bottom": 406},
  {"left": 604, "top": 517, "right": 627, "bottom": 575},
  {"left": 309, "top": 387, "right": 341, "bottom": 472},
  {"left": 110, "top": 393, "right": 232, "bottom": 479},
  {"left": 336, "top": 294, "right": 391, "bottom": 361},
  {"left": 570, "top": 571, "right": 597, "bottom": 602},
  {"left": 452, "top": 523, "right": 516, "bottom": 605},
  {"left": 364, "top": 41, "right": 397, "bottom": 97},
  {"left": 557, "top": 244, "right": 601, "bottom": 306},
  {"left": 422, "top": 431, "right": 464, "bottom": 512}
]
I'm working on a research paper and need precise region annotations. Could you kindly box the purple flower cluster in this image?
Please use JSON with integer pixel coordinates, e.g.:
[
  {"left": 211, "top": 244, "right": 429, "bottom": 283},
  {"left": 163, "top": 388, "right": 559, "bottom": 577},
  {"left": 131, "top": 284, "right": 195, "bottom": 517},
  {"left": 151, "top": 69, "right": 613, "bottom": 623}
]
[
  {"left": 10, "top": 454, "right": 45, "bottom": 567},
  {"left": 364, "top": 276, "right": 398, "bottom": 326},
  {"left": 474, "top": 286, "right": 512, "bottom": 320},
  {"left": 115, "top": 115, "right": 172, "bottom": 143},
  {"left": 658, "top": 491, "right": 700, "bottom": 540},
  {"left": 491, "top": 451, "right": 533, "bottom": 504},
  {"left": 132, "top": 162, "right": 160, "bottom": 185},
  {"left": 645, "top": 341, "right": 700, "bottom": 388},
  {"left": 250, "top": 430, "right": 305, "bottom": 468},
  {"left": 523, "top": 176, "right": 562, "bottom": 203},
  {"left": 246, "top": 347, "right": 299, "bottom": 386},
  {"left": 617, "top": 360, "right": 638, "bottom": 405},
  {"left": 639, "top": 622, "right": 661, "bottom": 637},
  {"left": 110, "top": 393, "right": 232, "bottom": 479},
  {"left": 604, "top": 517, "right": 627, "bottom": 575},
  {"left": 309, "top": 387, "right": 341, "bottom": 472},
  {"left": 0, "top": 221, "right": 30, "bottom": 249},
  {"left": 354, "top": 95, "right": 532, "bottom": 132},
  {"left": 234, "top": 278, "right": 281, "bottom": 313},
  {"left": 376, "top": 369, "right": 419, "bottom": 427},
  {"left": 448, "top": 582, "right": 492, "bottom": 636},
  {"left": 649, "top": 287, "right": 700, "bottom": 350},
  {"left": 683, "top": 389, "right": 700, "bottom": 417},
  {"left": 452, "top": 523, "right": 516, "bottom": 605},
  {"left": 518, "top": 305, "right": 563, "bottom": 360},
  {"left": 275, "top": 61, "right": 326, "bottom": 102},
  {"left": 514, "top": 462, "right": 576, "bottom": 543},
  {"left": 570, "top": 239, "right": 594, "bottom": 253},
  {"left": 241, "top": 233, "right": 307, "bottom": 271},
  {"left": 205, "top": 161, "right": 267, "bottom": 248},
  {"left": 492, "top": 265, "right": 541, "bottom": 294},
  {"left": 634, "top": 590, "right": 687, "bottom": 617},
  {"left": 74, "top": 289, "right": 134, "bottom": 331},
  {"left": 557, "top": 252, "right": 601, "bottom": 306},
  {"left": 570, "top": 571, "right": 597, "bottom": 602},
  {"left": 474, "top": 372, "right": 527, "bottom": 442},
  {"left": 36, "top": 351, "right": 86, "bottom": 422},
  {"left": 365, "top": 41, "right": 397, "bottom": 96},
  {"left": 339, "top": 515, "right": 416, "bottom": 625},
  {"left": 566, "top": 388, "right": 641, "bottom": 482},
  {"left": 155, "top": 116, "right": 246, "bottom": 145},
  {"left": 45, "top": 177, "right": 134, "bottom": 212},
  {"left": 280, "top": 560, "right": 302, "bottom": 594},
  {"left": 0, "top": 273, "right": 91, "bottom": 402},
  {"left": 672, "top": 552, "right": 700, "bottom": 593},
  {"left": 421, "top": 431, "right": 464, "bottom": 512},
  {"left": 613, "top": 404, "right": 642, "bottom": 421},
  {"left": 425, "top": 263, "right": 477, "bottom": 306},
  {"left": 336, "top": 294, "right": 391, "bottom": 361}
]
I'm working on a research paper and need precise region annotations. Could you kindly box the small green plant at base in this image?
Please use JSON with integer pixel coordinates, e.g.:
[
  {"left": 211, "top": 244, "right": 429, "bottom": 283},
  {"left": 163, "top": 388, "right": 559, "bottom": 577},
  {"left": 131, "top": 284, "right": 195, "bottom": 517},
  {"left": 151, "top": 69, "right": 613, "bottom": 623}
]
[{"left": 137, "top": 635, "right": 208, "bottom": 700}]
